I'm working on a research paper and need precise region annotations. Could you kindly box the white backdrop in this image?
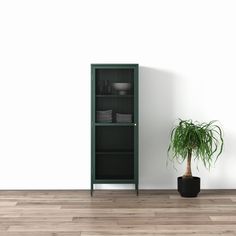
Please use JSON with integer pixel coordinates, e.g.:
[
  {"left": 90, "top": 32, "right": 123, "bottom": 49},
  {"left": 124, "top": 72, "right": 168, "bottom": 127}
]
[{"left": 0, "top": 0, "right": 235, "bottom": 189}]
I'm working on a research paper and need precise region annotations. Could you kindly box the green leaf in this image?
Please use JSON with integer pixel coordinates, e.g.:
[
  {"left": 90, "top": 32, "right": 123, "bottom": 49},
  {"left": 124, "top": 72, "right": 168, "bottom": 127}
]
[{"left": 167, "top": 119, "right": 224, "bottom": 173}]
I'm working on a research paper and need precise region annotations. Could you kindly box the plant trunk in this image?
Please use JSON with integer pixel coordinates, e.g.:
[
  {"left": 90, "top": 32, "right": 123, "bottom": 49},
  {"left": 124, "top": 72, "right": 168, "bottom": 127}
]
[{"left": 183, "top": 149, "right": 192, "bottom": 178}]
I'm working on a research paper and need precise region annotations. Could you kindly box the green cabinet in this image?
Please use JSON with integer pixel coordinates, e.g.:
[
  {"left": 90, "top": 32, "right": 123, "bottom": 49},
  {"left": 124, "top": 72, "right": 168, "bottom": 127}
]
[{"left": 91, "top": 64, "right": 139, "bottom": 195}]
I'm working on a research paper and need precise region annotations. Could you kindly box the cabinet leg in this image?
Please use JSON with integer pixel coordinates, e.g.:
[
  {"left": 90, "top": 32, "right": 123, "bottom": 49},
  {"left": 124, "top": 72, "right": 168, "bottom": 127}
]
[
  {"left": 91, "top": 183, "right": 93, "bottom": 197},
  {"left": 135, "top": 184, "right": 139, "bottom": 196}
]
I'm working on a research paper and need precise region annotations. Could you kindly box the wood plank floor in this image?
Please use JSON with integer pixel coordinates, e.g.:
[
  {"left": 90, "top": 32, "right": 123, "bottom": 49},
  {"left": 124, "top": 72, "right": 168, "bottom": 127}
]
[{"left": 0, "top": 190, "right": 236, "bottom": 235}]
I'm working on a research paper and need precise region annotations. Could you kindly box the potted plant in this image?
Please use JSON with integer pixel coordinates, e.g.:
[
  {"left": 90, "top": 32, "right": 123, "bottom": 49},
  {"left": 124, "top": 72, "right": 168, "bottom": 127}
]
[{"left": 168, "top": 119, "right": 224, "bottom": 197}]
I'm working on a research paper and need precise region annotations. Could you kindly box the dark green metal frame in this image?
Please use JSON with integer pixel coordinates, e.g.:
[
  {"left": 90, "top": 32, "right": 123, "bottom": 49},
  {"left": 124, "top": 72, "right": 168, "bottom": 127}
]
[{"left": 91, "top": 64, "right": 139, "bottom": 196}]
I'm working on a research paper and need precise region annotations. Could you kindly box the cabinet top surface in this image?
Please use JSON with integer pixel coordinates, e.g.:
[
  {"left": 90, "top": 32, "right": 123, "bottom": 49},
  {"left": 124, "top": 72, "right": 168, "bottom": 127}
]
[{"left": 91, "top": 64, "right": 138, "bottom": 68}]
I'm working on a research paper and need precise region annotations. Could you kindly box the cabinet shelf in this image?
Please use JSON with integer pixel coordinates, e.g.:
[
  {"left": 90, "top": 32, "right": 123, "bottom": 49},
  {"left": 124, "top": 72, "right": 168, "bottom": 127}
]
[
  {"left": 96, "top": 151, "right": 134, "bottom": 155},
  {"left": 95, "top": 123, "right": 135, "bottom": 126},
  {"left": 94, "top": 179, "right": 135, "bottom": 183},
  {"left": 96, "top": 95, "right": 133, "bottom": 98}
]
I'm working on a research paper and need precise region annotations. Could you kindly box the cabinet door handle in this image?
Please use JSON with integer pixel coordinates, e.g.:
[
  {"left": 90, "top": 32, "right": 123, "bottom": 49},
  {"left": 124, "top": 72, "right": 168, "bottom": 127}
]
[{"left": 134, "top": 123, "right": 137, "bottom": 126}]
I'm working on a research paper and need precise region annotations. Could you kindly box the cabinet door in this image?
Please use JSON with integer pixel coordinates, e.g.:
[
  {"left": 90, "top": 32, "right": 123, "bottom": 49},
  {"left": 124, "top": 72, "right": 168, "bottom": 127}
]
[
  {"left": 91, "top": 64, "right": 138, "bottom": 183},
  {"left": 133, "top": 65, "right": 139, "bottom": 186}
]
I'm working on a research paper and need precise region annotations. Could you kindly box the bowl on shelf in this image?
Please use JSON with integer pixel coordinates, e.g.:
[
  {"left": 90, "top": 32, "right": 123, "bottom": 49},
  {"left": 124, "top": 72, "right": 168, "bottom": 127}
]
[{"left": 112, "top": 82, "right": 131, "bottom": 95}]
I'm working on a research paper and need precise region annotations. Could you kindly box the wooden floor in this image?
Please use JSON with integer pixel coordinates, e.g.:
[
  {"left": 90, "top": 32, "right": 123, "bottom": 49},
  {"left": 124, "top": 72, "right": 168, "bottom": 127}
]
[{"left": 0, "top": 190, "right": 236, "bottom": 235}]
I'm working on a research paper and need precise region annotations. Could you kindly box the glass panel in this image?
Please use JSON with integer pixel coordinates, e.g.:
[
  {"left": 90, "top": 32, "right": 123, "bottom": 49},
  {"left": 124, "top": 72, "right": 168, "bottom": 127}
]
[
  {"left": 95, "top": 154, "right": 134, "bottom": 180},
  {"left": 95, "top": 68, "right": 134, "bottom": 123},
  {"left": 96, "top": 126, "right": 134, "bottom": 152}
]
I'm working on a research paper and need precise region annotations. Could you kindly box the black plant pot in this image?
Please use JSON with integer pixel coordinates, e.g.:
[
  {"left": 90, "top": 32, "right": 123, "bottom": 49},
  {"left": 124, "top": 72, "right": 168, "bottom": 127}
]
[{"left": 178, "top": 176, "right": 200, "bottom": 197}]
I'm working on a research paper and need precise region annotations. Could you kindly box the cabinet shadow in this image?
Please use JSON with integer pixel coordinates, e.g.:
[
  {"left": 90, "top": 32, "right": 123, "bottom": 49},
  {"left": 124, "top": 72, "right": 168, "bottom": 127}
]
[{"left": 139, "top": 66, "right": 178, "bottom": 189}]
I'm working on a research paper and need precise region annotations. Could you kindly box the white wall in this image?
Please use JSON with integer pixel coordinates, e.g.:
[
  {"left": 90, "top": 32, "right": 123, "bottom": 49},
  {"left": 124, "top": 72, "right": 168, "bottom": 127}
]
[{"left": 0, "top": 0, "right": 235, "bottom": 189}]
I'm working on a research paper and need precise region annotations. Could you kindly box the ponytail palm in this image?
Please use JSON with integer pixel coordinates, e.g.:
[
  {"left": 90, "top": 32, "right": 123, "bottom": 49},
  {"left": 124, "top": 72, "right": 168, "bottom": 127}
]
[{"left": 168, "top": 119, "right": 224, "bottom": 177}]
